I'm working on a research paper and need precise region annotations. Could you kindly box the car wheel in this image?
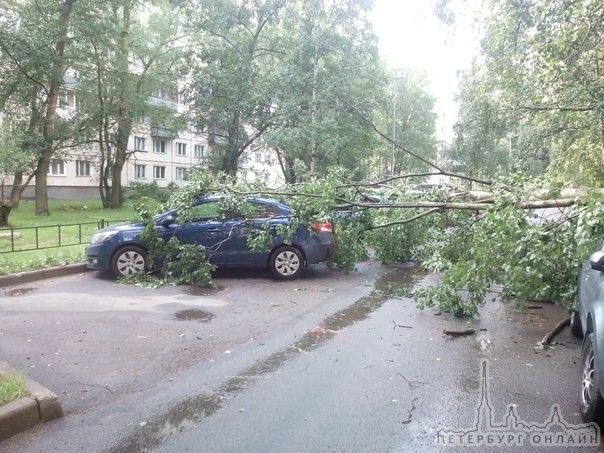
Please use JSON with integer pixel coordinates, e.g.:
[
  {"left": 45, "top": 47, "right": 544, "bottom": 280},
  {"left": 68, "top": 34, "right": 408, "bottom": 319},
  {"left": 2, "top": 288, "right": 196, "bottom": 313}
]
[
  {"left": 579, "top": 332, "right": 604, "bottom": 423},
  {"left": 111, "top": 245, "right": 147, "bottom": 278},
  {"left": 570, "top": 311, "right": 583, "bottom": 338},
  {"left": 269, "top": 246, "right": 303, "bottom": 280}
]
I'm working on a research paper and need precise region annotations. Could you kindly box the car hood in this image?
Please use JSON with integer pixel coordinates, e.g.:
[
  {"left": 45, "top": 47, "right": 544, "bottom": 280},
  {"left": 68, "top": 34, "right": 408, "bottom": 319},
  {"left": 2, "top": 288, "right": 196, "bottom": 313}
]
[{"left": 97, "top": 221, "right": 145, "bottom": 234}]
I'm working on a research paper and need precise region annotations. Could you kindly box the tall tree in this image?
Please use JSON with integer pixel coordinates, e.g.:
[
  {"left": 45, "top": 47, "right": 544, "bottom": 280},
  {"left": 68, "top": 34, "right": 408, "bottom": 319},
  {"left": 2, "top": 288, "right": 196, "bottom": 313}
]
[
  {"left": 455, "top": 0, "right": 604, "bottom": 185},
  {"left": 265, "top": 0, "right": 383, "bottom": 182},
  {"left": 71, "top": 0, "right": 185, "bottom": 207},
  {"left": 0, "top": 0, "right": 81, "bottom": 215},
  {"left": 387, "top": 72, "right": 438, "bottom": 176},
  {"left": 35, "top": 0, "right": 78, "bottom": 215},
  {"left": 186, "top": 0, "right": 286, "bottom": 176}
]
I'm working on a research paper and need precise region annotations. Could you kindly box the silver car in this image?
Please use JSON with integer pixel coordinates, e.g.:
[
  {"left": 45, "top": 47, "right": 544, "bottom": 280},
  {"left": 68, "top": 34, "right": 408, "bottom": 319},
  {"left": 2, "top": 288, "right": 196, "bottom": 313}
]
[{"left": 574, "top": 249, "right": 604, "bottom": 424}]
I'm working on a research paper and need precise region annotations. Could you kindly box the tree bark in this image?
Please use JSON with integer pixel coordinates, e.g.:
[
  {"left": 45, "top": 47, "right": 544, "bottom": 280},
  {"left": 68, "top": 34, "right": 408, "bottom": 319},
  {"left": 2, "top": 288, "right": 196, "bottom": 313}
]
[
  {"left": 34, "top": 0, "right": 77, "bottom": 216},
  {"left": 10, "top": 170, "right": 34, "bottom": 209},
  {"left": 110, "top": 4, "right": 132, "bottom": 208},
  {"left": 0, "top": 203, "right": 11, "bottom": 227}
]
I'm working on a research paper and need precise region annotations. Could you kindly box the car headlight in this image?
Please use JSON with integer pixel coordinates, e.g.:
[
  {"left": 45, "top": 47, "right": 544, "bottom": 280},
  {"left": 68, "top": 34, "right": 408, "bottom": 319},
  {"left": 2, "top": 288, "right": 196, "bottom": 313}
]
[{"left": 90, "top": 230, "right": 119, "bottom": 244}]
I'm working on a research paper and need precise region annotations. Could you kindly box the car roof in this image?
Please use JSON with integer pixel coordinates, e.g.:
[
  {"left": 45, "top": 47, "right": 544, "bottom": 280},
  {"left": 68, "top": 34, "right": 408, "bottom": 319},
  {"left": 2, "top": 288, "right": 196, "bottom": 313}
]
[{"left": 194, "top": 195, "right": 292, "bottom": 214}]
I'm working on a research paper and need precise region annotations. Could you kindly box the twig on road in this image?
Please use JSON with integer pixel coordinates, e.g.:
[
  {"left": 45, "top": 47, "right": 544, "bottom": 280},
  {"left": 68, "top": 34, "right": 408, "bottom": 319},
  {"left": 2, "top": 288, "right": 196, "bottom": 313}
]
[
  {"left": 401, "top": 397, "right": 418, "bottom": 424},
  {"left": 443, "top": 328, "right": 476, "bottom": 337},
  {"left": 540, "top": 316, "right": 571, "bottom": 346},
  {"left": 392, "top": 320, "right": 413, "bottom": 330}
]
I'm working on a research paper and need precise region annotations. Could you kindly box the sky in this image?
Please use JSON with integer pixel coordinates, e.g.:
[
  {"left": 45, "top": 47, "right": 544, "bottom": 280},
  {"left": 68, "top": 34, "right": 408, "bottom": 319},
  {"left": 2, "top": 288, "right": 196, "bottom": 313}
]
[{"left": 369, "top": 0, "right": 482, "bottom": 141}]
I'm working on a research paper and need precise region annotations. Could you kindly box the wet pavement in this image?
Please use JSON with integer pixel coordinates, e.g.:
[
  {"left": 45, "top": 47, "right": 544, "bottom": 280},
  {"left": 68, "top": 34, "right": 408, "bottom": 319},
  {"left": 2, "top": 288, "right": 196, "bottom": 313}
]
[{"left": 0, "top": 263, "right": 599, "bottom": 452}]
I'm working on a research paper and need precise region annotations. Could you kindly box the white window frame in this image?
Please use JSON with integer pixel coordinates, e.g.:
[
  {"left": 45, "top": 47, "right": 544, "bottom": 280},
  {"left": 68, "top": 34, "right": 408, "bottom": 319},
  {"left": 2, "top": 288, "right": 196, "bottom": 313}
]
[
  {"left": 75, "top": 160, "right": 91, "bottom": 177},
  {"left": 134, "top": 136, "right": 146, "bottom": 152},
  {"left": 175, "top": 167, "right": 187, "bottom": 181},
  {"left": 48, "top": 160, "right": 66, "bottom": 176},
  {"left": 134, "top": 164, "right": 146, "bottom": 179},
  {"left": 194, "top": 144, "right": 205, "bottom": 158},
  {"left": 153, "top": 138, "right": 167, "bottom": 154},
  {"left": 59, "top": 91, "right": 76, "bottom": 109},
  {"left": 176, "top": 142, "right": 187, "bottom": 156},
  {"left": 153, "top": 165, "right": 166, "bottom": 179}
]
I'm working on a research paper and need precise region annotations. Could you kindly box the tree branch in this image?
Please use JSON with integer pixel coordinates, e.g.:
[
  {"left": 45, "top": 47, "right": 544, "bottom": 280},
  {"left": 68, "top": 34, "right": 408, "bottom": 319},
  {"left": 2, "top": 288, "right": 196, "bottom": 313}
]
[
  {"left": 360, "top": 208, "right": 443, "bottom": 232},
  {"left": 342, "top": 100, "right": 492, "bottom": 186}
]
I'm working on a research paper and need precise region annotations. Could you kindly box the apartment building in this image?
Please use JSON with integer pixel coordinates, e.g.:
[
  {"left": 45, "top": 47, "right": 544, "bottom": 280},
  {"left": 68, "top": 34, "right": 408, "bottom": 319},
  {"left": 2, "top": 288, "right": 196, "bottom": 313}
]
[{"left": 8, "top": 88, "right": 285, "bottom": 200}]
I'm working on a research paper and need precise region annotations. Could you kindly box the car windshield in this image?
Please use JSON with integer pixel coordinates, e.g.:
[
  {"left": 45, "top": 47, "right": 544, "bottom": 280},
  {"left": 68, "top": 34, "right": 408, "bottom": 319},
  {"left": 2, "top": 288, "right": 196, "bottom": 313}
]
[{"left": 156, "top": 198, "right": 285, "bottom": 224}]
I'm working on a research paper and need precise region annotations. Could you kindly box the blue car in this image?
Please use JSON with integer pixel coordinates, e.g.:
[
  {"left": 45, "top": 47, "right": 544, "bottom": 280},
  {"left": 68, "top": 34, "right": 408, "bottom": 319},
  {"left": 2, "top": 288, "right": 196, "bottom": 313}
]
[
  {"left": 86, "top": 196, "right": 335, "bottom": 280},
  {"left": 574, "top": 249, "right": 604, "bottom": 423}
]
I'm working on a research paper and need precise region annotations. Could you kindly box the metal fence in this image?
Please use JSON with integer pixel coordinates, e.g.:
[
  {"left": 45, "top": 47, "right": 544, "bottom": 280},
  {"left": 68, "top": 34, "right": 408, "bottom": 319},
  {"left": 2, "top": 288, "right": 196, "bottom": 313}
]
[{"left": 0, "top": 220, "right": 128, "bottom": 254}]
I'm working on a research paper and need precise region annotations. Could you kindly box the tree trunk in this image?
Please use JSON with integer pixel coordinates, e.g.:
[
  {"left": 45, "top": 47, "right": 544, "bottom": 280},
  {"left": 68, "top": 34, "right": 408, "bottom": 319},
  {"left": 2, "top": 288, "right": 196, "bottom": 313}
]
[
  {"left": 10, "top": 170, "right": 34, "bottom": 209},
  {"left": 110, "top": 4, "right": 132, "bottom": 209},
  {"left": 110, "top": 116, "right": 131, "bottom": 208},
  {"left": 0, "top": 203, "right": 11, "bottom": 228},
  {"left": 35, "top": 0, "right": 77, "bottom": 216}
]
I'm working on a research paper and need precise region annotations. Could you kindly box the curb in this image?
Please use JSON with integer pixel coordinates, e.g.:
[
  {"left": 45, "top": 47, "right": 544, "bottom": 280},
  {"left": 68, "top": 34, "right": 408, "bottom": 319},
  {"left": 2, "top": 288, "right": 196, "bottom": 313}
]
[
  {"left": 0, "top": 263, "right": 89, "bottom": 288},
  {"left": 0, "top": 361, "right": 63, "bottom": 442}
]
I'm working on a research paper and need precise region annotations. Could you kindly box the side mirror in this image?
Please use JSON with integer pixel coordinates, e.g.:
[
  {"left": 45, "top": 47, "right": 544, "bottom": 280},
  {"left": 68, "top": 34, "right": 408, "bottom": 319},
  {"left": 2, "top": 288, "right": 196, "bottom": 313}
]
[
  {"left": 159, "top": 214, "right": 176, "bottom": 227},
  {"left": 590, "top": 251, "right": 604, "bottom": 272}
]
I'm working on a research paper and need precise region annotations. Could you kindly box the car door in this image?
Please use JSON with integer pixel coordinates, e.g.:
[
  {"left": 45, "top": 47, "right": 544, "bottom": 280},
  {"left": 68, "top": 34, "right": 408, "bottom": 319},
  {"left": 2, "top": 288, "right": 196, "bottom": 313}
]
[
  {"left": 219, "top": 200, "right": 282, "bottom": 265},
  {"left": 161, "top": 201, "right": 230, "bottom": 264},
  {"left": 579, "top": 249, "right": 604, "bottom": 325}
]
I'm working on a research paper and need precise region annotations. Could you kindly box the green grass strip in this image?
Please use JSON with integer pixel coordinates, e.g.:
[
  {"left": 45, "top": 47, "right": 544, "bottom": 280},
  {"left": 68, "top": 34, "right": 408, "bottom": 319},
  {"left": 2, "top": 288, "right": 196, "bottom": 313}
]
[{"left": 0, "top": 374, "right": 29, "bottom": 405}]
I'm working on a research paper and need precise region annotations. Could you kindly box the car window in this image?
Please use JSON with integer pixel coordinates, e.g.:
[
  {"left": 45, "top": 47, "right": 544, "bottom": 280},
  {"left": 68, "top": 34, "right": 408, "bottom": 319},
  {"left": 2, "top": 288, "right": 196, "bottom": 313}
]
[
  {"left": 248, "top": 202, "right": 280, "bottom": 219},
  {"left": 190, "top": 202, "right": 220, "bottom": 222}
]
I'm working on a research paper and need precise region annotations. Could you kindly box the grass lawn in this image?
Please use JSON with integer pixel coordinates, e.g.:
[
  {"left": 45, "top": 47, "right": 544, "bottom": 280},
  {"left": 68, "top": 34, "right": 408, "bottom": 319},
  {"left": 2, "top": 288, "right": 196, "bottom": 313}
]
[
  {"left": 0, "top": 374, "right": 29, "bottom": 406},
  {"left": 0, "top": 200, "right": 141, "bottom": 275}
]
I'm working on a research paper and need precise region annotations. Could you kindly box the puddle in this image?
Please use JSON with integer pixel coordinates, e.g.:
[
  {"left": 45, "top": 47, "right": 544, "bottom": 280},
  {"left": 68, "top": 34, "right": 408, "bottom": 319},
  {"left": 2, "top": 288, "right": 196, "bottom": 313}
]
[
  {"left": 112, "top": 266, "right": 422, "bottom": 452},
  {"left": 174, "top": 309, "right": 215, "bottom": 323},
  {"left": 3, "top": 287, "right": 35, "bottom": 297},
  {"left": 183, "top": 285, "right": 224, "bottom": 296}
]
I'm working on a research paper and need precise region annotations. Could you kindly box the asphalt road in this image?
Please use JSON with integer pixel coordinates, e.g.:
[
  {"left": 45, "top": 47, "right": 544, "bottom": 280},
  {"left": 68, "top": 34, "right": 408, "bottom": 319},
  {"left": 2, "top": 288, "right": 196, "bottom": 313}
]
[{"left": 0, "top": 263, "right": 599, "bottom": 452}]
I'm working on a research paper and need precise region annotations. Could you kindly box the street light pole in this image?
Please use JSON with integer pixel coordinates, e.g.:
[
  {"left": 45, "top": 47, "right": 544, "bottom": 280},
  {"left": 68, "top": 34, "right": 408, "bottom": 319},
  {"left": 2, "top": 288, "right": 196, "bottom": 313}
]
[
  {"left": 391, "top": 75, "right": 403, "bottom": 177},
  {"left": 391, "top": 85, "right": 397, "bottom": 176}
]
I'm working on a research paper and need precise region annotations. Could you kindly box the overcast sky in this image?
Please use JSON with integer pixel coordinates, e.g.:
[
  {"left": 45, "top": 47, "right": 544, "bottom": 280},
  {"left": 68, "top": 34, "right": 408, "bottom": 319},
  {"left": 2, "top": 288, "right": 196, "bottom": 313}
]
[
  {"left": 369, "top": 0, "right": 481, "bottom": 140},
  {"left": 370, "top": 0, "right": 450, "bottom": 72}
]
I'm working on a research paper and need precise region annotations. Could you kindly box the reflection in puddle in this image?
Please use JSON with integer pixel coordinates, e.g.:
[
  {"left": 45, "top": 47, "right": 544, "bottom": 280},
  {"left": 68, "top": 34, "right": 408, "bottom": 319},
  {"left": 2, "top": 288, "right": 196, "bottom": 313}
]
[
  {"left": 183, "top": 285, "right": 224, "bottom": 296},
  {"left": 174, "top": 309, "right": 215, "bottom": 323},
  {"left": 477, "top": 331, "right": 491, "bottom": 352},
  {"left": 3, "top": 287, "right": 35, "bottom": 297},
  {"left": 112, "top": 266, "right": 421, "bottom": 452}
]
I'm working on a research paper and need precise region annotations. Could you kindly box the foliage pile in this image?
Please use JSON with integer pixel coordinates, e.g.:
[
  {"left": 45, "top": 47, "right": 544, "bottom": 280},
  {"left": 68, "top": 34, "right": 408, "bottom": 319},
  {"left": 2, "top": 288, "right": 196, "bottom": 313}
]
[{"left": 126, "top": 170, "right": 601, "bottom": 319}]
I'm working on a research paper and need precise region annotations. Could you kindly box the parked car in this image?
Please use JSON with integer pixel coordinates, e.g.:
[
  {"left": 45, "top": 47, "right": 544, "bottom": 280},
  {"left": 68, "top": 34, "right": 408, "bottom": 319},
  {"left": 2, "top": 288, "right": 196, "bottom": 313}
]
[
  {"left": 573, "top": 249, "right": 604, "bottom": 424},
  {"left": 335, "top": 192, "right": 389, "bottom": 223},
  {"left": 86, "top": 196, "right": 335, "bottom": 280}
]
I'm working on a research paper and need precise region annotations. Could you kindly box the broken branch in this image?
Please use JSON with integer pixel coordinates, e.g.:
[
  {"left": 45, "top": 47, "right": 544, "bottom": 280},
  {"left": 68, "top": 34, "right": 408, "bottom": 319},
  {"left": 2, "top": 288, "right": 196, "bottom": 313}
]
[
  {"left": 443, "top": 328, "right": 476, "bottom": 337},
  {"left": 540, "top": 316, "right": 571, "bottom": 346}
]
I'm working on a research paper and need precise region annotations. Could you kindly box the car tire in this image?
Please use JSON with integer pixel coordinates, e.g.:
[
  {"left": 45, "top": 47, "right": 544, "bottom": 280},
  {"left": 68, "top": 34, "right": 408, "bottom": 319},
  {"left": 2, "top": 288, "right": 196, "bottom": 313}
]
[
  {"left": 111, "top": 245, "right": 147, "bottom": 278},
  {"left": 570, "top": 311, "right": 583, "bottom": 338},
  {"left": 269, "top": 246, "right": 303, "bottom": 280},
  {"left": 579, "top": 332, "right": 604, "bottom": 423}
]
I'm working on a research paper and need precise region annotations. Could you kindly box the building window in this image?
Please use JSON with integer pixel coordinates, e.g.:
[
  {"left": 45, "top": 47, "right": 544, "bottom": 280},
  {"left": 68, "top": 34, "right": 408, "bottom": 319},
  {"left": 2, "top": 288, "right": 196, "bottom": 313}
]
[
  {"left": 58, "top": 91, "right": 76, "bottom": 109},
  {"left": 175, "top": 167, "right": 187, "bottom": 181},
  {"left": 153, "top": 166, "right": 166, "bottom": 179},
  {"left": 194, "top": 144, "right": 205, "bottom": 158},
  {"left": 153, "top": 138, "right": 167, "bottom": 154},
  {"left": 135, "top": 164, "right": 146, "bottom": 179},
  {"left": 176, "top": 142, "right": 187, "bottom": 156},
  {"left": 134, "top": 136, "right": 146, "bottom": 151},
  {"left": 255, "top": 152, "right": 262, "bottom": 163},
  {"left": 136, "top": 111, "right": 145, "bottom": 123},
  {"left": 76, "top": 160, "right": 91, "bottom": 176},
  {"left": 48, "top": 160, "right": 65, "bottom": 176}
]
